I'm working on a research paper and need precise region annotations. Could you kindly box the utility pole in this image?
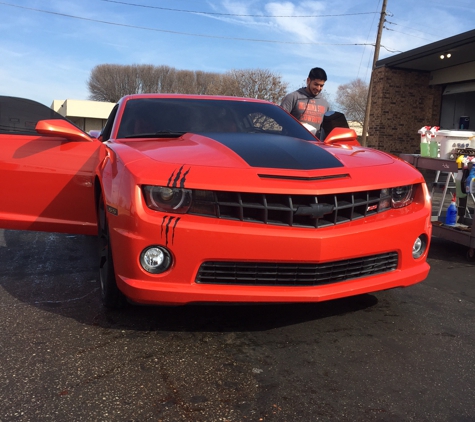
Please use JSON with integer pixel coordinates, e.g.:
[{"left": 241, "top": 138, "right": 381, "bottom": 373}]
[{"left": 361, "top": 0, "right": 387, "bottom": 146}]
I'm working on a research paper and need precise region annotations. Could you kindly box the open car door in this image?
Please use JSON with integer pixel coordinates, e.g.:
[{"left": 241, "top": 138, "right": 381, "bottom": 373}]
[{"left": 0, "top": 96, "right": 104, "bottom": 235}]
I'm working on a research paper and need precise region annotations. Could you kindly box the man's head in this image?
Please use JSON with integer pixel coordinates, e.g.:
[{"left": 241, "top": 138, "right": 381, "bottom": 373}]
[{"left": 306, "top": 67, "right": 327, "bottom": 97}]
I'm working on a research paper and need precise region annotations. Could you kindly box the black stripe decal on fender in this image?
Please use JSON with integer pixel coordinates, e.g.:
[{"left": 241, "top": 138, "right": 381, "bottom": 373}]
[
  {"left": 161, "top": 215, "right": 180, "bottom": 246},
  {"left": 167, "top": 165, "right": 191, "bottom": 188}
]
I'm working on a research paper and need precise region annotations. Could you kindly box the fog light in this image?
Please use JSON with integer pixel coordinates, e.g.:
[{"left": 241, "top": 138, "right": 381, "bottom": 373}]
[
  {"left": 412, "top": 235, "right": 427, "bottom": 259},
  {"left": 140, "top": 246, "right": 172, "bottom": 274}
]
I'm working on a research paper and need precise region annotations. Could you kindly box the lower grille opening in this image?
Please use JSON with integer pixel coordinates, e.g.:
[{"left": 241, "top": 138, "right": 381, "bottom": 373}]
[{"left": 196, "top": 252, "right": 398, "bottom": 286}]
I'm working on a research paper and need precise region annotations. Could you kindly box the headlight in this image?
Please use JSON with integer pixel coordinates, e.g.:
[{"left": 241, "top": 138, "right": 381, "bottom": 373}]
[
  {"left": 143, "top": 186, "right": 192, "bottom": 213},
  {"left": 391, "top": 185, "right": 413, "bottom": 208},
  {"left": 379, "top": 185, "right": 414, "bottom": 210}
]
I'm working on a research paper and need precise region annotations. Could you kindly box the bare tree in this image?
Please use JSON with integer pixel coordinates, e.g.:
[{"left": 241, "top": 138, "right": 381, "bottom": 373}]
[
  {"left": 137, "top": 64, "right": 160, "bottom": 93},
  {"left": 157, "top": 65, "right": 177, "bottom": 93},
  {"left": 174, "top": 70, "right": 197, "bottom": 94},
  {"left": 194, "top": 71, "right": 223, "bottom": 95},
  {"left": 335, "top": 78, "right": 368, "bottom": 127},
  {"left": 88, "top": 64, "right": 141, "bottom": 102},
  {"left": 225, "top": 69, "right": 288, "bottom": 103},
  {"left": 88, "top": 64, "right": 289, "bottom": 103}
]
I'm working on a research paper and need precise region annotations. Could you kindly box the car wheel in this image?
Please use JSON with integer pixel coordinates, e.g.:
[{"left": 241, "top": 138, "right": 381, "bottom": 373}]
[{"left": 98, "top": 195, "right": 127, "bottom": 309}]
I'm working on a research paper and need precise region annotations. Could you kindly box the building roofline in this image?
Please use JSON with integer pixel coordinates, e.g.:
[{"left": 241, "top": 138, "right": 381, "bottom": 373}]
[{"left": 376, "top": 29, "right": 475, "bottom": 69}]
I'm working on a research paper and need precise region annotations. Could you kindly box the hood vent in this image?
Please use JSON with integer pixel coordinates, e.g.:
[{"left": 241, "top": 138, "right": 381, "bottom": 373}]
[{"left": 258, "top": 173, "right": 349, "bottom": 181}]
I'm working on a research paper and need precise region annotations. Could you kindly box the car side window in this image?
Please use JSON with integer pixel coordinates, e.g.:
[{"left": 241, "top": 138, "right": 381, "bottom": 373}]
[{"left": 0, "top": 95, "right": 70, "bottom": 135}]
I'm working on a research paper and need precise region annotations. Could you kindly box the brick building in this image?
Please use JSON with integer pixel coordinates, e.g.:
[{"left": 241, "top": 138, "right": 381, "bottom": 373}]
[{"left": 367, "top": 29, "right": 475, "bottom": 154}]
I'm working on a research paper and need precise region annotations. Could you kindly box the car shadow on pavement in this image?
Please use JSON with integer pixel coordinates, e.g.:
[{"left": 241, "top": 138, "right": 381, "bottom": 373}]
[
  {"left": 1, "top": 229, "right": 382, "bottom": 332},
  {"left": 104, "top": 294, "right": 380, "bottom": 333}
]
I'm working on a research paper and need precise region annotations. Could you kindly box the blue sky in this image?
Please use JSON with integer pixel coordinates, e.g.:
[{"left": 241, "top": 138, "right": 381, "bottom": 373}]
[{"left": 1, "top": 0, "right": 474, "bottom": 107}]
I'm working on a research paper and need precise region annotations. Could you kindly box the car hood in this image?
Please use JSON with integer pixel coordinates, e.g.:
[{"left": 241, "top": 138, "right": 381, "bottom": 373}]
[
  {"left": 111, "top": 133, "right": 420, "bottom": 193},
  {"left": 116, "top": 132, "right": 394, "bottom": 170}
]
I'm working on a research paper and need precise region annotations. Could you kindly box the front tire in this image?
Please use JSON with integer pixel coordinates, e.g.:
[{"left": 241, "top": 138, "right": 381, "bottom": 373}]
[{"left": 98, "top": 195, "right": 127, "bottom": 309}]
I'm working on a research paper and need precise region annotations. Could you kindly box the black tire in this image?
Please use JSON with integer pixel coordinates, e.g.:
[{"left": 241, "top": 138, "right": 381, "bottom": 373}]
[{"left": 98, "top": 195, "right": 127, "bottom": 309}]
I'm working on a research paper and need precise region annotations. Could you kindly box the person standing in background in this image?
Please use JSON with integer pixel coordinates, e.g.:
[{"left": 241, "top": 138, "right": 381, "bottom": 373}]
[{"left": 280, "top": 67, "right": 329, "bottom": 137}]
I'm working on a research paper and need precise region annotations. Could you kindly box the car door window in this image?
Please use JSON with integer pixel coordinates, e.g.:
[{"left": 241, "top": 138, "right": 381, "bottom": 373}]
[{"left": 0, "top": 95, "right": 71, "bottom": 135}]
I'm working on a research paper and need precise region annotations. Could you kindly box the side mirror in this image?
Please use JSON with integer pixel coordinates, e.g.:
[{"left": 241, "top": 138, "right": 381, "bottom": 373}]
[
  {"left": 88, "top": 129, "right": 101, "bottom": 139},
  {"left": 36, "top": 119, "right": 93, "bottom": 142},
  {"left": 324, "top": 127, "right": 360, "bottom": 147}
]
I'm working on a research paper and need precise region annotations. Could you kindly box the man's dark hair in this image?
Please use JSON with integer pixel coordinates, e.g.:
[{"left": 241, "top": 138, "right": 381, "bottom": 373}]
[{"left": 308, "top": 67, "right": 327, "bottom": 81}]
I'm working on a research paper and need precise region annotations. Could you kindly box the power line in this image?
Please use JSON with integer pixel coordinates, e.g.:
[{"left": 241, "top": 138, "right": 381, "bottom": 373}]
[
  {"left": 99, "top": 0, "right": 379, "bottom": 18},
  {"left": 384, "top": 26, "right": 434, "bottom": 43},
  {"left": 378, "top": 40, "right": 402, "bottom": 53},
  {"left": 384, "top": 20, "right": 438, "bottom": 42},
  {"left": 0, "top": 1, "right": 376, "bottom": 46}
]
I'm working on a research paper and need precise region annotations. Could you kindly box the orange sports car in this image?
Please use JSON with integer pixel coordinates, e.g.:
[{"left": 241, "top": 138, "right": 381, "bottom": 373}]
[{"left": 0, "top": 94, "right": 431, "bottom": 308}]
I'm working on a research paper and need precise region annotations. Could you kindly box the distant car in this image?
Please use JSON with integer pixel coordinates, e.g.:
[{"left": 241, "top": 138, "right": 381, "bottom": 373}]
[{"left": 0, "top": 94, "right": 431, "bottom": 309}]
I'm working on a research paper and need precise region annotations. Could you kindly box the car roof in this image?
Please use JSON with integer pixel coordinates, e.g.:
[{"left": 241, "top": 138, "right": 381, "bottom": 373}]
[{"left": 118, "top": 93, "right": 272, "bottom": 104}]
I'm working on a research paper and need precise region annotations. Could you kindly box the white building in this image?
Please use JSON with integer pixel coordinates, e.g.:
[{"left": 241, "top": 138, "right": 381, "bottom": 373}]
[{"left": 51, "top": 99, "right": 115, "bottom": 133}]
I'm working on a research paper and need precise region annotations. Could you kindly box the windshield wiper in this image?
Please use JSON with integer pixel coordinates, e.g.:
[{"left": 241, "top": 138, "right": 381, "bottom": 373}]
[{"left": 124, "top": 130, "right": 187, "bottom": 139}]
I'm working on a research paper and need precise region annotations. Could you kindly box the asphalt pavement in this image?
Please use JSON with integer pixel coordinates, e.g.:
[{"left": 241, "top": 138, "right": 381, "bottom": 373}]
[{"left": 0, "top": 228, "right": 474, "bottom": 421}]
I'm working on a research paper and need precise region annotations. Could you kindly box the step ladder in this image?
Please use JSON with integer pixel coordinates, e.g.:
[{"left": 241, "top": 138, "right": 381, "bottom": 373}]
[{"left": 431, "top": 171, "right": 475, "bottom": 217}]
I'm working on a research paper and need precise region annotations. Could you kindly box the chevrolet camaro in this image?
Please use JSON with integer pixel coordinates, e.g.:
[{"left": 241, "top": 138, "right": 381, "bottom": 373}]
[{"left": 0, "top": 94, "right": 432, "bottom": 309}]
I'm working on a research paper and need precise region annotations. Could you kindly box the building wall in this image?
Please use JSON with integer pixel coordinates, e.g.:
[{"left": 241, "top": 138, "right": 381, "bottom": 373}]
[
  {"left": 368, "top": 67, "right": 443, "bottom": 154},
  {"left": 430, "top": 61, "right": 475, "bottom": 85},
  {"left": 51, "top": 99, "right": 115, "bottom": 133},
  {"left": 67, "top": 116, "right": 108, "bottom": 133}
]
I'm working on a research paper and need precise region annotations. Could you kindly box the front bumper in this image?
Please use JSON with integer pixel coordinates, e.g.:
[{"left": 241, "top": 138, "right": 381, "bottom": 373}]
[{"left": 108, "top": 199, "right": 432, "bottom": 305}]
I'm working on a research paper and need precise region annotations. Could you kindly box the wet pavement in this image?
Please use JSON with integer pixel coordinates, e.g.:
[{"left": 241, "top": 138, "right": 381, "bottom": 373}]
[{"left": 0, "top": 228, "right": 474, "bottom": 421}]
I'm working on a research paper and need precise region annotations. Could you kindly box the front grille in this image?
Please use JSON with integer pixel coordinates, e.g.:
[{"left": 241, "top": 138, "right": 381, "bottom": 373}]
[
  {"left": 196, "top": 252, "right": 398, "bottom": 286},
  {"left": 189, "top": 189, "right": 391, "bottom": 228}
]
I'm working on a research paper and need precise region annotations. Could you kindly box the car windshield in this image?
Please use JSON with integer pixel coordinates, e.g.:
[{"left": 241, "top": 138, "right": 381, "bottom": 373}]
[{"left": 116, "top": 98, "right": 317, "bottom": 141}]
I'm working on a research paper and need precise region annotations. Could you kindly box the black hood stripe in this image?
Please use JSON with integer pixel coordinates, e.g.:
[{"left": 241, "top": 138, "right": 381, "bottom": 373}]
[{"left": 203, "top": 133, "right": 343, "bottom": 170}]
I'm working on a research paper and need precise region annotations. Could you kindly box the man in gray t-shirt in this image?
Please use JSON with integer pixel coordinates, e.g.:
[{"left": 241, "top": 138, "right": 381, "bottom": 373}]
[{"left": 280, "top": 67, "right": 329, "bottom": 137}]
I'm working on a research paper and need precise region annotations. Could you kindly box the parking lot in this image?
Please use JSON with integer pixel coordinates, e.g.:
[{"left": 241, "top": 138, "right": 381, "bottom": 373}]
[{"left": 1, "top": 228, "right": 474, "bottom": 421}]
